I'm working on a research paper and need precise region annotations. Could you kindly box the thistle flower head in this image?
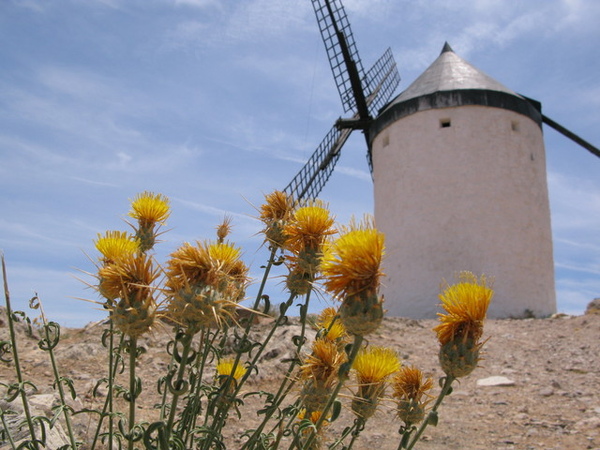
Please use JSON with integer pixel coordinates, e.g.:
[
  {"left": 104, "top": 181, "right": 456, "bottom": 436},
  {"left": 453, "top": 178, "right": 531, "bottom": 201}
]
[
  {"left": 259, "top": 190, "right": 295, "bottom": 248},
  {"left": 315, "top": 307, "right": 347, "bottom": 343},
  {"left": 392, "top": 366, "right": 434, "bottom": 426},
  {"left": 215, "top": 216, "right": 233, "bottom": 243},
  {"left": 216, "top": 357, "right": 247, "bottom": 381},
  {"left": 94, "top": 230, "right": 139, "bottom": 265},
  {"left": 321, "top": 216, "right": 384, "bottom": 299},
  {"left": 165, "top": 239, "right": 249, "bottom": 332},
  {"left": 300, "top": 338, "right": 347, "bottom": 411},
  {"left": 353, "top": 346, "right": 400, "bottom": 385},
  {"left": 283, "top": 201, "right": 336, "bottom": 276},
  {"left": 351, "top": 346, "right": 400, "bottom": 419},
  {"left": 97, "top": 252, "right": 159, "bottom": 337},
  {"left": 128, "top": 191, "right": 170, "bottom": 226},
  {"left": 433, "top": 272, "right": 493, "bottom": 346},
  {"left": 128, "top": 191, "right": 170, "bottom": 251},
  {"left": 297, "top": 409, "right": 329, "bottom": 449},
  {"left": 300, "top": 338, "right": 346, "bottom": 384}
]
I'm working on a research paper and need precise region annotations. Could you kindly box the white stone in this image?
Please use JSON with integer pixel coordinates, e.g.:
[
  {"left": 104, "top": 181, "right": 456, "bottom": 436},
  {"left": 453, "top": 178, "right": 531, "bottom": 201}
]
[{"left": 476, "top": 376, "right": 516, "bottom": 387}]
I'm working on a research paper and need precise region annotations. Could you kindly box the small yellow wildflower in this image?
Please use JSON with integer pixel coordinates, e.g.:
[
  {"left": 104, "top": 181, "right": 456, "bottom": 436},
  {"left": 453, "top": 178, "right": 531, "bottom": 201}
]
[
  {"left": 321, "top": 216, "right": 384, "bottom": 299},
  {"left": 164, "top": 240, "right": 249, "bottom": 332},
  {"left": 321, "top": 216, "right": 385, "bottom": 336},
  {"left": 315, "top": 307, "right": 347, "bottom": 343},
  {"left": 94, "top": 230, "right": 138, "bottom": 265},
  {"left": 300, "top": 338, "right": 347, "bottom": 411},
  {"left": 297, "top": 408, "right": 329, "bottom": 449},
  {"left": 392, "top": 366, "right": 434, "bottom": 426},
  {"left": 433, "top": 272, "right": 493, "bottom": 378},
  {"left": 283, "top": 202, "right": 336, "bottom": 276},
  {"left": 128, "top": 191, "right": 170, "bottom": 251},
  {"left": 216, "top": 358, "right": 247, "bottom": 399},
  {"left": 97, "top": 252, "right": 159, "bottom": 338},
  {"left": 128, "top": 191, "right": 170, "bottom": 226},
  {"left": 216, "top": 357, "right": 247, "bottom": 382},
  {"left": 351, "top": 346, "right": 400, "bottom": 419},
  {"left": 259, "top": 190, "right": 295, "bottom": 248}
]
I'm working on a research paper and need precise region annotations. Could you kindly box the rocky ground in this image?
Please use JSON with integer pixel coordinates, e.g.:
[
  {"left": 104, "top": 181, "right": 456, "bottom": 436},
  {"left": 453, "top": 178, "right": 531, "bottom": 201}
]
[{"left": 1, "top": 305, "right": 599, "bottom": 449}]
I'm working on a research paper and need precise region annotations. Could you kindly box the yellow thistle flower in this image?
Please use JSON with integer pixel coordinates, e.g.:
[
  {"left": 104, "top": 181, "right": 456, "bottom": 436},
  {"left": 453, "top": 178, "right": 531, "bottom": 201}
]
[
  {"left": 297, "top": 408, "right": 327, "bottom": 425},
  {"left": 216, "top": 357, "right": 247, "bottom": 382},
  {"left": 216, "top": 358, "right": 247, "bottom": 400},
  {"left": 128, "top": 191, "right": 170, "bottom": 226},
  {"left": 433, "top": 272, "right": 493, "bottom": 378},
  {"left": 215, "top": 215, "right": 233, "bottom": 243},
  {"left": 392, "top": 366, "right": 434, "bottom": 426},
  {"left": 351, "top": 346, "right": 400, "bottom": 419},
  {"left": 94, "top": 230, "right": 138, "bottom": 265},
  {"left": 353, "top": 346, "right": 400, "bottom": 385},
  {"left": 315, "top": 307, "right": 347, "bottom": 343},
  {"left": 300, "top": 338, "right": 347, "bottom": 411},
  {"left": 321, "top": 216, "right": 384, "bottom": 299},
  {"left": 98, "top": 252, "right": 158, "bottom": 301},
  {"left": 434, "top": 272, "right": 493, "bottom": 346},
  {"left": 297, "top": 409, "right": 329, "bottom": 450},
  {"left": 259, "top": 190, "right": 295, "bottom": 248},
  {"left": 284, "top": 202, "right": 336, "bottom": 275},
  {"left": 97, "top": 253, "right": 159, "bottom": 338},
  {"left": 128, "top": 191, "right": 170, "bottom": 251},
  {"left": 165, "top": 240, "right": 249, "bottom": 332},
  {"left": 321, "top": 216, "right": 386, "bottom": 336}
]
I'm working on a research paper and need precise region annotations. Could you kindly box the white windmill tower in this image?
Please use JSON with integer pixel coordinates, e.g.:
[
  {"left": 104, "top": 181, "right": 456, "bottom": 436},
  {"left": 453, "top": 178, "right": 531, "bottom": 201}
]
[
  {"left": 285, "top": 1, "right": 600, "bottom": 318},
  {"left": 371, "top": 43, "right": 556, "bottom": 319}
]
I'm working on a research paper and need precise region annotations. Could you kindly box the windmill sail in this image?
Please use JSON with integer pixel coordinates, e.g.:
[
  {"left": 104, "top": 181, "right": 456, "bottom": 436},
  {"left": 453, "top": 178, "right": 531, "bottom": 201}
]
[
  {"left": 284, "top": 1, "right": 400, "bottom": 201},
  {"left": 542, "top": 115, "right": 600, "bottom": 158},
  {"left": 311, "top": 0, "right": 367, "bottom": 116},
  {"left": 283, "top": 52, "right": 399, "bottom": 201}
]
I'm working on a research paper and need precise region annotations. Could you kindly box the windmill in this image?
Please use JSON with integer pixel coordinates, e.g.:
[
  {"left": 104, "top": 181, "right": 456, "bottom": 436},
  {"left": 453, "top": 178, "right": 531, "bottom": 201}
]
[{"left": 285, "top": 0, "right": 600, "bottom": 318}]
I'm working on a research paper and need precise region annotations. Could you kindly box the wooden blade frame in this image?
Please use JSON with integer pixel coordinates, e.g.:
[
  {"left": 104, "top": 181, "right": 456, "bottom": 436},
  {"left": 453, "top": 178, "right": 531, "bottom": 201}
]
[{"left": 284, "top": 1, "right": 400, "bottom": 201}]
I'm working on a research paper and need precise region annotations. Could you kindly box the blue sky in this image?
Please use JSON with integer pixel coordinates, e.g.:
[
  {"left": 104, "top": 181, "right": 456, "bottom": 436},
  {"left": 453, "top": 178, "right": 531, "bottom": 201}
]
[{"left": 1, "top": 0, "right": 599, "bottom": 327}]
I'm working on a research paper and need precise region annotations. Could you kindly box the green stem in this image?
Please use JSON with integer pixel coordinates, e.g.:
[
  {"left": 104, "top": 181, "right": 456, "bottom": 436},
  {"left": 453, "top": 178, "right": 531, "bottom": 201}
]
[
  {"left": 37, "top": 303, "right": 78, "bottom": 449},
  {"left": 202, "top": 291, "right": 298, "bottom": 450},
  {"left": 90, "top": 324, "right": 123, "bottom": 450},
  {"left": 242, "top": 289, "right": 313, "bottom": 449},
  {"left": 127, "top": 337, "right": 138, "bottom": 450},
  {"left": 403, "top": 375, "right": 455, "bottom": 450},
  {"left": 343, "top": 417, "right": 366, "bottom": 450},
  {"left": 164, "top": 331, "right": 194, "bottom": 443},
  {"left": 2, "top": 255, "right": 40, "bottom": 450}
]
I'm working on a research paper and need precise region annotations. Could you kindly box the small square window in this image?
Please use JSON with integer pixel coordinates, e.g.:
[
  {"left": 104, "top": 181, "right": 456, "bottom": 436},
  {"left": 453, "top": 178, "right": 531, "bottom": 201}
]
[
  {"left": 511, "top": 120, "right": 520, "bottom": 132},
  {"left": 440, "top": 119, "right": 451, "bottom": 128},
  {"left": 382, "top": 134, "right": 390, "bottom": 147}
]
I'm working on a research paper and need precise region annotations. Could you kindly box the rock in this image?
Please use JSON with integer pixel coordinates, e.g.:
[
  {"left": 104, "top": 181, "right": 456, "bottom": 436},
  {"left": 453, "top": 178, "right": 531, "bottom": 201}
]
[
  {"left": 1, "top": 394, "right": 71, "bottom": 448},
  {"left": 585, "top": 298, "right": 600, "bottom": 315},
  {"left": 477, "top": 376, "right": 516, "bottom": 387}
]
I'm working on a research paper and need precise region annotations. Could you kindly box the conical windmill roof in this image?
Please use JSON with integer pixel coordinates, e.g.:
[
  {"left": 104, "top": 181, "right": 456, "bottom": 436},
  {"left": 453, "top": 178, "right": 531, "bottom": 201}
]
[
  {"left": 370, "top": 43, "right": 542, "bottom": 142},
  {"left": 394, "top": 42, "right": 518, "bottom": 102}
]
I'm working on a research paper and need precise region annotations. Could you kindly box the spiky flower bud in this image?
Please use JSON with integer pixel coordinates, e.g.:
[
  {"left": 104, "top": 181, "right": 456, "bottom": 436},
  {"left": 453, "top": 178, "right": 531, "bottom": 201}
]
[
  {"left": 433, "top": 272, "right": 493, "bottom": 378},
  {"left": 392, "top": 366, "right": 434, "bottom": 427}
]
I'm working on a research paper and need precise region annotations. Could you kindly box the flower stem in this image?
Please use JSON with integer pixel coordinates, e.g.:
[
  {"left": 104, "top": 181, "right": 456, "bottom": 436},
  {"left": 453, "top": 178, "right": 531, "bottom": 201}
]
[
  {"left": 36, "top": 301, "right": 78, "bottom": 449},
  {"left": 403, "top": 375, "right": 455, "bottom": 450},
  {"left": 2, "top": 255, "right": 40, "bottom": 450},
  {"left": 127, "top": 337, "right": 138, "bottom": 450},
  {"left": 164, "top": 331, "right": 194, "bottom": 443}
]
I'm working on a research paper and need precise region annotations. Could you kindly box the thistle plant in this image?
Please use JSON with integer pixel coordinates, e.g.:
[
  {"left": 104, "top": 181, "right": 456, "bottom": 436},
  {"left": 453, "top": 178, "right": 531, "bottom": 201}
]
[{"left": 1, "top": 190, "right": 493, "bottom": 450}]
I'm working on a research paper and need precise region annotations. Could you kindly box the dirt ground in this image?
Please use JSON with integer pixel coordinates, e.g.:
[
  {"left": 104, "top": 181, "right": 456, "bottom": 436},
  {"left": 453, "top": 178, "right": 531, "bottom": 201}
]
[{"left": 1, "top": 308, "right": 599, "bottom": 449}]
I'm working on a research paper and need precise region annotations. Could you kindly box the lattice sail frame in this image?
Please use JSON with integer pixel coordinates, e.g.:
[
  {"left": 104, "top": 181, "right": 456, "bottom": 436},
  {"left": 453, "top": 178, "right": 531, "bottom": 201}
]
[
  {"left": 284, "top": 0, "right": 400, "bottom": 202},
  {"left": 311, "top": 0, "right": 366, "bottom": 114}
]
